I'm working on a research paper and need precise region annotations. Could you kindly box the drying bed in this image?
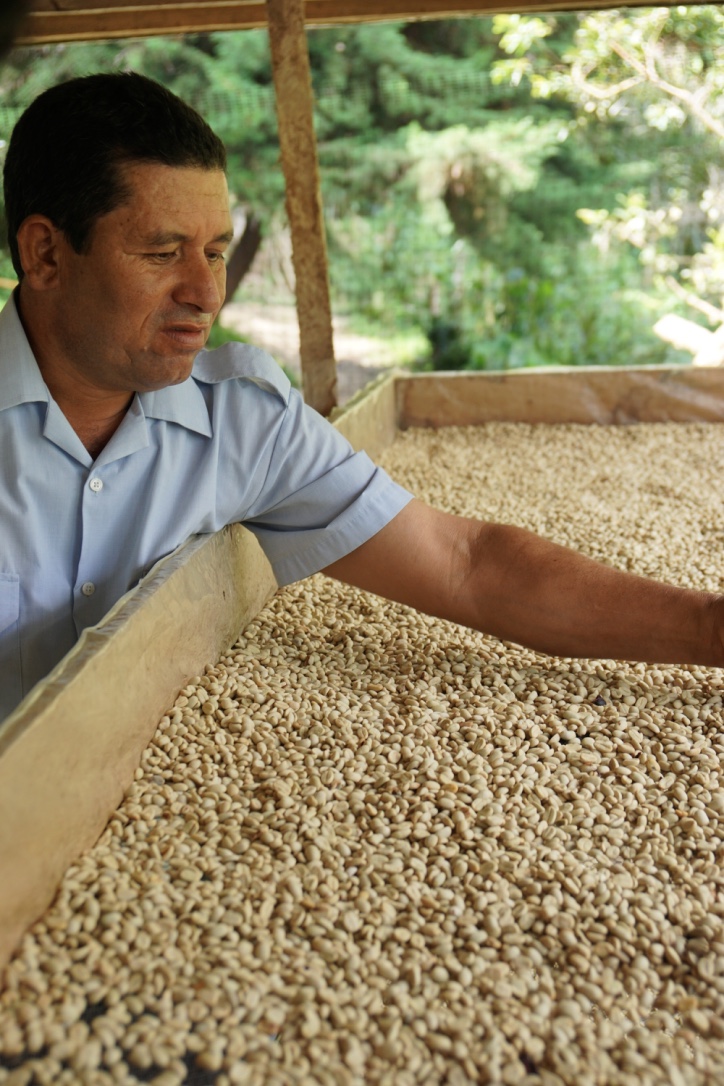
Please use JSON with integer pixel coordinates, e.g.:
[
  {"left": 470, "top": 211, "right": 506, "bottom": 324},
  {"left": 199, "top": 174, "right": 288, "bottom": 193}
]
[{"left": 1, "top": 420, "right": 724, "bottom": 1086}]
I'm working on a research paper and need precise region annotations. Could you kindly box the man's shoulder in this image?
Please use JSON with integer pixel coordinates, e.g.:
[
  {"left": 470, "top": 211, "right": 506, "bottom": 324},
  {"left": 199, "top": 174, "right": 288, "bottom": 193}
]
[{"left": 191, "top": 342, "right": 292, "bottom": 406}]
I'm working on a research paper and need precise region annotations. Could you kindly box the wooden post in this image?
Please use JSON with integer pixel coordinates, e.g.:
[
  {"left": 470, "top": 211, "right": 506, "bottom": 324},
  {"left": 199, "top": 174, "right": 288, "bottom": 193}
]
[{"left": 266, "top": 0, "right": 337, "bottom": 415}]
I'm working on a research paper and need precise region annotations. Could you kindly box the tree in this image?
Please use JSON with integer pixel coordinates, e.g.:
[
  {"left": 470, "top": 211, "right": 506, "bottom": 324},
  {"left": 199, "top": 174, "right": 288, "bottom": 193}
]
[
  {"left": 492, "top": 9, "right": 724, "bottom": 316},
  {"left": 0, "top": 13, "right": 720, "bottom": 371}
]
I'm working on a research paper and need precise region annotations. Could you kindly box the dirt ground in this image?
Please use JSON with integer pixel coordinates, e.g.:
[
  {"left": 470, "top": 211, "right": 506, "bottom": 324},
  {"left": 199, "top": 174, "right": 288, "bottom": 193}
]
[{"left": 221, "top": 301, "right": 398, "bottom": 403}]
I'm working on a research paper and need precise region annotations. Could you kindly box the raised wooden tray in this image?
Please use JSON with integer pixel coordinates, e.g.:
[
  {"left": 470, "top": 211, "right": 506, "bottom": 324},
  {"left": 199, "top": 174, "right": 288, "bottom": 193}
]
[{"left": 2, "top": 364, "right": 724, "bottom": 972}]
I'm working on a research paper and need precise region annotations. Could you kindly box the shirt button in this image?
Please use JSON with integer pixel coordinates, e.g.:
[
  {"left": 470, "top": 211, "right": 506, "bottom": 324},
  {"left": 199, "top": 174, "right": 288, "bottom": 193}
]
[
  {"left": 89, "top": 478, "right": 103, "bottom": 492},
  {"left": 81, "top": 582, "right": 96, "bottom": 597}
]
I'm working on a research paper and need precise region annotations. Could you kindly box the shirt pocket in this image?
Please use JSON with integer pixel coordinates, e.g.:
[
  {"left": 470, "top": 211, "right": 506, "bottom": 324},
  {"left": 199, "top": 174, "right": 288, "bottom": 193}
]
[{"left": 0, "top": 573, "right": 22, "bottom": 718}]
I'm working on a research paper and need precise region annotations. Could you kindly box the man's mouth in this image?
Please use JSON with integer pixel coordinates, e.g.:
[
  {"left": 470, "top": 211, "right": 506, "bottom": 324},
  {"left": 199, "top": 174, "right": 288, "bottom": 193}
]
[{"left": 161, "top": 324, "right": 210, "bottom": 349}]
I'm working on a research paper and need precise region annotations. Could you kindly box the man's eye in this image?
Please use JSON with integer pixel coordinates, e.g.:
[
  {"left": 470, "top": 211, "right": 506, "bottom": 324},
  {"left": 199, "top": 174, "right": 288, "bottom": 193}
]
[
  {"left": 147, "top": 251, "right": 176, "bottom": 261},
  {"left": 207, "top": 251, "right": 226, "bottom": 264}
]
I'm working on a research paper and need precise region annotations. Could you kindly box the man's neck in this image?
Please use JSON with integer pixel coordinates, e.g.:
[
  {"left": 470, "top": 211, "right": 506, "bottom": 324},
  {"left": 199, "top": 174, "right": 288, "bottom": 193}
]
[
  {"left": 68, "top": 404, "right": 131, "bottom": 459},
  {"left": 17, "top": 288, "right": 133, "bottom": 456}
]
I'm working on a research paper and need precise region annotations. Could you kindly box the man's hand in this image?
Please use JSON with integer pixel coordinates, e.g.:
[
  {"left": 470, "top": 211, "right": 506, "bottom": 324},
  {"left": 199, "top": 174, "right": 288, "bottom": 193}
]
[{"left": 323, "top": 499, "right": 724, "bottom": 667}]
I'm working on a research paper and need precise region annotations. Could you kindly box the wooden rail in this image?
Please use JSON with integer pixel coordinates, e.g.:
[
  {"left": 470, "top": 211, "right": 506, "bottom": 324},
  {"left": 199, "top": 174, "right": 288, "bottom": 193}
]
[{"left": 18, "top": 0, "right": 696, "bottom": 46}]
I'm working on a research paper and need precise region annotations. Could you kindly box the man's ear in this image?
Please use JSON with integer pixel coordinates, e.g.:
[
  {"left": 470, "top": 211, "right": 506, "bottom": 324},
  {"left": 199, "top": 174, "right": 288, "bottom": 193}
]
[{"left": 16, "top": 215, "right": 65, "bottom": 290}]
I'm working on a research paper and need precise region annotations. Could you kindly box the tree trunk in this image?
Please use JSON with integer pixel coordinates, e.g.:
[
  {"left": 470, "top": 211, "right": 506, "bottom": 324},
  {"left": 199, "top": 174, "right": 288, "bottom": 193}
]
[{"left": 223, "top": 214, "right": 264, "bottom": 304}]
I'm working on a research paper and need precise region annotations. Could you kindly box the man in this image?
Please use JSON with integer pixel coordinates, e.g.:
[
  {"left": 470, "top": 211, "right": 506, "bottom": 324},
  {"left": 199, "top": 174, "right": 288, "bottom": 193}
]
[{"left": 0, "top": 72, "right": 722, "bottom": 722}]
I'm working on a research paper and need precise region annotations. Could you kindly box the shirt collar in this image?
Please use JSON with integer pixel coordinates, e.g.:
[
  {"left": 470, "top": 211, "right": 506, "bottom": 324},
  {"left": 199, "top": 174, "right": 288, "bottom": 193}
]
[
  {"left": 0, "top": 293, "right": 212, "bottom": 438},
  {"left": 139, "top": 376, "right": 212, "bottom": 438},
  {"left": 0, "top": 292, "right": 50, "bottom": 411}
]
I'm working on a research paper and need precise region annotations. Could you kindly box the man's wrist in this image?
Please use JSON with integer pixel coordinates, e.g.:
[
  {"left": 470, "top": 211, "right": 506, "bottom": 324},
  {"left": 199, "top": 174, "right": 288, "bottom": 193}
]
[{"left": 706, "top": 593, "right": 724, "bottom": 669}]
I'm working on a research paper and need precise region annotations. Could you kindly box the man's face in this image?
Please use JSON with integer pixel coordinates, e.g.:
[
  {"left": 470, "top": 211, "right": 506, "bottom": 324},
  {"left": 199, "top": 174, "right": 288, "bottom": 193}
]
[{"left": 48, "top": 161, "right": 233, "bottom": 395}]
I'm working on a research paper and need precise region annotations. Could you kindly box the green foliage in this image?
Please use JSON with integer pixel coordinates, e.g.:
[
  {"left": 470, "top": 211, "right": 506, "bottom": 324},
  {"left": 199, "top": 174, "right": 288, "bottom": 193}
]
[
  {"left": 309, "top": 14, "right": 722, "bottom": 370},
  {"left": 487, "top": 7, "right": 724, "bottom": 327},
  {"left": 420, "top": 244, "right": 689, "bottom": 373},
  {"left": 0, "top": 11, "right": 721, "bottom": 376},
  {"left": 204, "top": 321, "right": 249, "bottom": 351}
]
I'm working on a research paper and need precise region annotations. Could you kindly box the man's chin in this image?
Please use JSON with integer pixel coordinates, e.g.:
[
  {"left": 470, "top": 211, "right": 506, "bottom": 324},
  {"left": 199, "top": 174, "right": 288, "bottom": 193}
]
[{"left": 137, "top": 354, "right": 199, "bottom": 392}]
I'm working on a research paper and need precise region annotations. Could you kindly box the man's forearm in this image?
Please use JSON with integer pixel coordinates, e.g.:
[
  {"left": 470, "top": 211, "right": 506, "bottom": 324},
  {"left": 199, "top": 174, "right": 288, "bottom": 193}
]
[
  {"left": 462, "top": 521, "right": 723, "bottom": 667},
  {"left": 324, "top": 501, "right": 724, "bottom": 668}
]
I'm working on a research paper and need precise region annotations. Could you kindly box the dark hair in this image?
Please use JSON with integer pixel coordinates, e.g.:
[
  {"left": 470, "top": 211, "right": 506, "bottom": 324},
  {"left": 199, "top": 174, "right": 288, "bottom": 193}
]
[{"left": 4, "top": 72, "right": 227, "bottom": 277}]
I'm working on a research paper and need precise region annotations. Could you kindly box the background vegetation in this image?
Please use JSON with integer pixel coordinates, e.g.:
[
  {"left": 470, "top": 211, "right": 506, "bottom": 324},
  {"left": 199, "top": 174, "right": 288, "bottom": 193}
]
[{"left": 0, "top": 7, "right": 723, "bottom": 372}]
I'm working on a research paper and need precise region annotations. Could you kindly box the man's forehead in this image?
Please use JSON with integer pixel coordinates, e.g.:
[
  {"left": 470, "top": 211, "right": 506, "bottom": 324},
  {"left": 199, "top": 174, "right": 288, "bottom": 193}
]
[{"left": 115, "top": 162, "right": 233, "bottom": 235}]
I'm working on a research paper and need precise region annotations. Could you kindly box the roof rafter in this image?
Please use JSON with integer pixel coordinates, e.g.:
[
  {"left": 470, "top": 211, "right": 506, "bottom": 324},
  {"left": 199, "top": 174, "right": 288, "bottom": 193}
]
[{"left": 18, "top": 0, "right": 687, "bottom": 46}]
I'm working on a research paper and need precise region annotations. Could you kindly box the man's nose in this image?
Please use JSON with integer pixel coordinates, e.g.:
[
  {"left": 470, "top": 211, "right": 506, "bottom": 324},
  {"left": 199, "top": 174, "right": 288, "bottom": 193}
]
[{"left": 174, "top": 253, "right": 225, "bottom": 313}]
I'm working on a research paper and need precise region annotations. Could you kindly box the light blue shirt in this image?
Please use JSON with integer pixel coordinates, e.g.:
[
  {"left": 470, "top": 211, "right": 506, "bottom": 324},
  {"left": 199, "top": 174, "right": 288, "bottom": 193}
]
[{"left": 0, "top": 295, "right": 412, "bottom": 721}]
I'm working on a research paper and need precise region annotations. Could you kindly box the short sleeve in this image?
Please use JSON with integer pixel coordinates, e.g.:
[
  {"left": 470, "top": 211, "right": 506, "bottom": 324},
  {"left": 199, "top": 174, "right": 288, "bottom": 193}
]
[{"left": 242, "top": 387, "right": 413, "bottom": 585}]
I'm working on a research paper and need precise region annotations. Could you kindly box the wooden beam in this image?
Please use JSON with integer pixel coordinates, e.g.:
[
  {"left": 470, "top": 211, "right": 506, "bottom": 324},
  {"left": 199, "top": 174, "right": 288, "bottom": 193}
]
[
  {"left": 19, "top": 0, "right": 689, "bottom": 49},
  {"left": 267, "top": 0, "right": 337, "bottom": 416},
  {"left": 396, "top": 366, "right": 724, "bottom": 429},
  {"left": 20, "top": 1, "right": 269, "bottom": 41}
]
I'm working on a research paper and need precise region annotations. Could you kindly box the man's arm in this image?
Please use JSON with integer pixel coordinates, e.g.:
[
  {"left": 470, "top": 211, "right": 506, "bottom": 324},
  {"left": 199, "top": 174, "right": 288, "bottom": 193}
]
[{"left": 323, "top": 499, "right": 724, "bottom": 667}]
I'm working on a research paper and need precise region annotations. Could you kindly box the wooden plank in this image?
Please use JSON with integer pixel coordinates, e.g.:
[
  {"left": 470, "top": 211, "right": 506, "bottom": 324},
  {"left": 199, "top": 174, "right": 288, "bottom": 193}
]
[
  {"left": 0, "top": 526, "right": 277, "bottom": 971},
  {"left": 27, "top": 0, "right": 236, "bottom": 9},
  {"left": 396, "top": 367, "right": 724, "bottom": 429},
  {"left": 331, "top": 368, "right": 398, "bottom": 460},
  {"left": 18, "top": 2, "right": 270, "bottom": 41},
  {"left": 267, "top": 0, "right": 337, "bottom": 417},
  {"left": 18, "top": 0, "right": 688, "bottom": 47}
]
